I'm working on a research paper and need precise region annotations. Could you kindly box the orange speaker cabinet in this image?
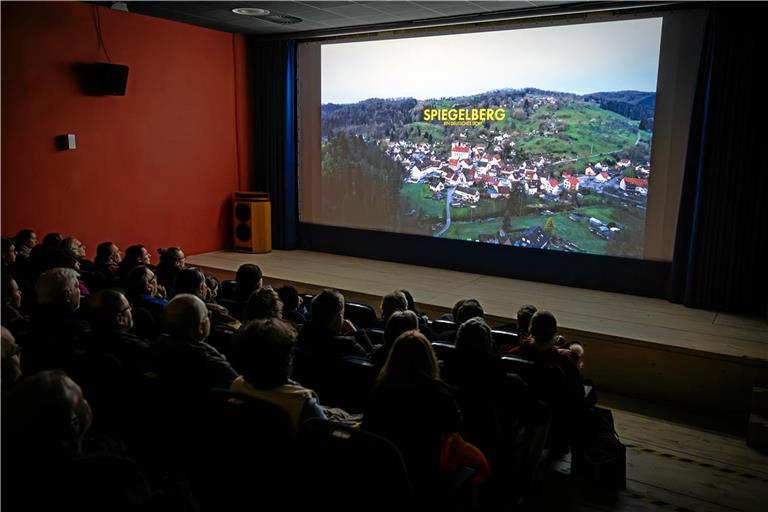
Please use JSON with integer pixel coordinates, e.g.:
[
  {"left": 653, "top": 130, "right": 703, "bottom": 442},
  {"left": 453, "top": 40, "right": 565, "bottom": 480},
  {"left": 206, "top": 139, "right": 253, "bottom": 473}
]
[{"left": 233, "top": 192, "right": 271, "bottom": 253}]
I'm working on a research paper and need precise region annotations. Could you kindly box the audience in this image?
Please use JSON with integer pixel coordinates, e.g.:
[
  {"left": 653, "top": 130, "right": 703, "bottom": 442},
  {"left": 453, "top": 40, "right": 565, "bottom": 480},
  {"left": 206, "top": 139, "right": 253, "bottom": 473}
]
[
  {"left": 230, "top": 318, "right": 327, "bottom": 431},
  {"left": 0, "top": 225, "right": 615, "bottom": 507}
]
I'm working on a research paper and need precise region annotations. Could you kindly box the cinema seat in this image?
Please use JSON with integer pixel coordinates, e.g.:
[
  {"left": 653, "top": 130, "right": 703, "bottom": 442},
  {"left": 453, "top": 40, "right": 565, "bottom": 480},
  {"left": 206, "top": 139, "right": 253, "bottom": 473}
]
[
  {"left": 344, "top": 301, "right": 377, "bottom": 328},
  {"left": 297, "top": 419, "right": 413, "bottom": 511}
]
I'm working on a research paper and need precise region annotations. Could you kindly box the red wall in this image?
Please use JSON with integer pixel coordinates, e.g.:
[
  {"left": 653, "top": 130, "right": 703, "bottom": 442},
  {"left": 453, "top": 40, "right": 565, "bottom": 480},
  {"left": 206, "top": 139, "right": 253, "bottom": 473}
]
[{"left": 1, "top": 2, "right": 251, "bottom": 258}]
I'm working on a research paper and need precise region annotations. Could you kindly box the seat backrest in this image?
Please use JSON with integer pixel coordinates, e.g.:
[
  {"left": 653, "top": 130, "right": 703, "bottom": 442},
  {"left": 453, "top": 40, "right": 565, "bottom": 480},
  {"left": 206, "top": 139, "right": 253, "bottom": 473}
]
[
  {"left": 491, "top": 329, "right": 519, "bottom": 350},
  {"left": 297, "top": 418, "right": 413, "bottom": 509},
  {"left": 337, "top": 356, "right": 378, "bottom": 412},
  {"left": 190, "top": 389, "right": 296, "bottom": 510},
  {"left": 432, "top": 341, "right": 456, "bottom": 363},
  {"left": 501, "top": 355, "right": 536, "bottom": 382},
  {"left": 431, "top": 319, "right": 457, "bottom": 334},
  {"left": 220, "top": 279, "right": 238, "bottom": 301},
  {"left": 365, "top": 327, "right": 385, "bottom": 346},
  {"left": 344, "top": 301, "right": 377, "bottom": 329}
]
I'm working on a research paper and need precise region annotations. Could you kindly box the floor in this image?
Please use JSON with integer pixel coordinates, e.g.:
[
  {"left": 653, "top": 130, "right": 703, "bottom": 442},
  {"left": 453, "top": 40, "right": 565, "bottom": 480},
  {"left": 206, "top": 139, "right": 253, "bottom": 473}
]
[{"left": 537, "top": 406, "right": 768, "bottom": 512}]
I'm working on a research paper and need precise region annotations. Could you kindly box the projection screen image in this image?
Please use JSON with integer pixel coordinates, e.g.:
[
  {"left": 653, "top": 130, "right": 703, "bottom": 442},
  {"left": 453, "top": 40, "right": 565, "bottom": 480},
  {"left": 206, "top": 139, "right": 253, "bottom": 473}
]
[{"left": 317, "top": 18, "right": 663, "bottom": 258}]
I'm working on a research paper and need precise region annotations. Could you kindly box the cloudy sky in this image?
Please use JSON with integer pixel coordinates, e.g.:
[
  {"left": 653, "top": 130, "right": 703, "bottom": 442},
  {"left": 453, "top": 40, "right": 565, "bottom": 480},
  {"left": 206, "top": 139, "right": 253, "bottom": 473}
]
[{"left": 322, "top": 17, "right": 663, "bottom": 104}]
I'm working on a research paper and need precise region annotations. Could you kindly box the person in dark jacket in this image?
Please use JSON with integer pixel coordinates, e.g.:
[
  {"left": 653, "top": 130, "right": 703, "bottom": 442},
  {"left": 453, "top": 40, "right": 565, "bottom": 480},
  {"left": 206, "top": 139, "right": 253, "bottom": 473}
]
[{"left": 153, "top": 294, "right": 238, "bottom": 397}]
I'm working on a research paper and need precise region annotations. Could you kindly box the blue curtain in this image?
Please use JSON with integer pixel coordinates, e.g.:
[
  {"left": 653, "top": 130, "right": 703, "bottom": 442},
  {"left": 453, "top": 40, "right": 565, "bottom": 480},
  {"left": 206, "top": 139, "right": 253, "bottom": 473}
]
[
  {"left": 669, "top": 5, "right": 767, "bottom": 314},
  {"left": 248, "top": 39, "right": 298, "bottom": 250}
]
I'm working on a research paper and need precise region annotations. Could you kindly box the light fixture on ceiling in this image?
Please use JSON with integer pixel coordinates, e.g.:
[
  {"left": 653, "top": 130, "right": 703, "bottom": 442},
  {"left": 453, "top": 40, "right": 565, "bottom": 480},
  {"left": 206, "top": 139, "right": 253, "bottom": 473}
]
[
  {"left": 232, "top": 7, "right": 271, "bottom": 16},
  {"left": 111, "top": 2, "right": 129, "bottom": 12}
]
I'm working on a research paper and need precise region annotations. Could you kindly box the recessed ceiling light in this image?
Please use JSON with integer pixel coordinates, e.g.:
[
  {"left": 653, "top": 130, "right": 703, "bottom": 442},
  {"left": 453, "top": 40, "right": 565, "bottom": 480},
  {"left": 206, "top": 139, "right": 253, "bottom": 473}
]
[{"left": 232, "top": 8, "right": 270, "bottom": 16}]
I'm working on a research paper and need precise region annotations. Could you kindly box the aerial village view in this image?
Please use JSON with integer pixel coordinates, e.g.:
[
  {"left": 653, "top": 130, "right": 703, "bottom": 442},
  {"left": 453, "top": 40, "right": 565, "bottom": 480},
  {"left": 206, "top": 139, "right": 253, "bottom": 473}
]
[{"left": 319, "top": 19, "right": 661, "bottom": 258}]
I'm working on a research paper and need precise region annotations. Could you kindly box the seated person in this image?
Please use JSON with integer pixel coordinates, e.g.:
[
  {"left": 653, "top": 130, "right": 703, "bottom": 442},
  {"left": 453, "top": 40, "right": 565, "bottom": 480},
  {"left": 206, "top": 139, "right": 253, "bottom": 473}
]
[
  {"left": 398, "top": 288, "right": 437, "bottom": 340},
  {"left": 447, "top": 318, "right": 535, "bottom": 473},
  {"left": 117, "top": 244, "right": 154, "bottom": 279},
  {"left": 204, "top": 274, "right": 221, "bottom": 304},
  {"left": 2, "top": 275, "right": 29, "bottom": 336},
  {"left": 370, "top": 309, "right": 419, "bottom": 369},
  {"left": 512, "top": 311, "right": 586, "bottom": 451},
  {"left": 296, "top": 289, "right": 373, "bottom": 360},
  {"left": 438, "top": 299, "right": 484, "bottom": 344},
  {"left": 1, "top": 326, "right": 22, "bottom": 391},
  {"left": 83, "top": 289, "right": 152, "bottom": 373},
  {"left": 231, "top": 263, "right": 263, "bottom": 320},
  {"left": 13, "top": 229, "right": 36, "bottom": 260},
  {"left": 2, "top": 370, "right": 163, "bottom": 511},
  {"left": 42, "top": 232, "right": 63, "bottom": 249},
  {"left": 374, "top": 290, "right": 408, "bottom": 328},
  {"left": 498, "top": 304, "right": 537, "bottom": 353},
  {"left": 230, "top": 318, "right": 327, "bottom": 432},
  {"left": 124, "top": 265, "right": 168, "bottom": 326},
  {"left": 91, "top": 242, "right": 122, "bottom": 289},
  {"left": 277, "top": 284, "right": 307, "bottom": 326},
  {"left": 363, "top": 331, "right": 490, "bottom": 496},
  {"left": 175, "top": 268, "right": 240, "bottom": 357},
  {"left": 1, "top": 237, "right": 17, "bottom": 270},
  {"left": 294, "top": 289, "right": 373, "bottom": 402},
  {"left": 24, "top": 268, "right": 90, "bottom": 375},
  {"left": 60, "top": 237, "right": 92, "bottom": 270},
  {"left": 155, "top": 247, "right": 186, "bottom": 296},
  {"left": 153, "top": 294, "right": 238, "bottom": 397},
  {"left": 244, "top": 286, "right": 283, "bottom": 322}
]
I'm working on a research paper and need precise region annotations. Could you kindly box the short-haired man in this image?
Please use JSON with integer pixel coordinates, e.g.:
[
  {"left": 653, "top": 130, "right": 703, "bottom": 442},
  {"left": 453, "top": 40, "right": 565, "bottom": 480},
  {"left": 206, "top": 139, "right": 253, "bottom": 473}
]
[{"left": 294, "top": 289, "right": 373, "bottom": 398}]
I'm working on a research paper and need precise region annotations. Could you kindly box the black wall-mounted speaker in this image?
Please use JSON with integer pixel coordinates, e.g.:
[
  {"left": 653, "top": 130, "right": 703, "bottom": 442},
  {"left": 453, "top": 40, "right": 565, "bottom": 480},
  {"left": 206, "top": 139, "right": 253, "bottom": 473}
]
[{"left": 75, "top": 62, "right": 129, "bottom": 96}]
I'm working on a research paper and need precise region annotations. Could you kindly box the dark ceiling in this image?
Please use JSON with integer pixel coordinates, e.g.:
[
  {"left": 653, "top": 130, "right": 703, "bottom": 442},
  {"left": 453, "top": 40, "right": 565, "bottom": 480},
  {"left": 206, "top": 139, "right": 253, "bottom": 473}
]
[{"left": 116, "top": 1, "right": 577, "bottom": 37}]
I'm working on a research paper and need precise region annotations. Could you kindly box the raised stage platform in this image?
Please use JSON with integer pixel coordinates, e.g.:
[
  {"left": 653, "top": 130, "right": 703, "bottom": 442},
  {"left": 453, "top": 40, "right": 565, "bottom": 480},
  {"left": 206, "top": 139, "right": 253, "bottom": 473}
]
[{"left": 189, "top": 249, "right": 768, "bottom": 429}]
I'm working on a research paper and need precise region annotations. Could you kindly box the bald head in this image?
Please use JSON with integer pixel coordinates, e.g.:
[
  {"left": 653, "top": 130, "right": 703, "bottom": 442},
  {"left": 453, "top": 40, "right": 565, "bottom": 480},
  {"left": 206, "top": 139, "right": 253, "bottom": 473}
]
[{"left": 164, "top": 294, "right": 210, "bottom": 341}]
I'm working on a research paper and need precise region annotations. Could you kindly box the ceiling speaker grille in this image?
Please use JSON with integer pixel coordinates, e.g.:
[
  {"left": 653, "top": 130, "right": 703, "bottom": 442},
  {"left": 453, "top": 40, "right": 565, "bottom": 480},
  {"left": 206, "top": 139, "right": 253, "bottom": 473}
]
[{"left": 261, "top": 14, "right": 302, "bottom": 25}]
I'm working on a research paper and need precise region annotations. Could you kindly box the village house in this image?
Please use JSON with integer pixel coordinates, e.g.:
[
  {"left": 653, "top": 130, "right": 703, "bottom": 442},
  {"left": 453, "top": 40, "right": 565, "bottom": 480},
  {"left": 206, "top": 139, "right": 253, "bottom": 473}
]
[
  {"left": 595, "top": 170, "right": 611, "bottom": 182},
  {"left": 562, "top": 176, "right": 580, "bottom": 192},
  {"left": 620, "top": 177, "right": 648, "bottom": 195},
  {"left": 451, "top": 143, "right": 471, "bottom": 160},
  {"left": 617, "top": 158, "right": 632, "bottom": 168},
  {"left": 454, "top": 186, "right": 480, "bottom": 203}
]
